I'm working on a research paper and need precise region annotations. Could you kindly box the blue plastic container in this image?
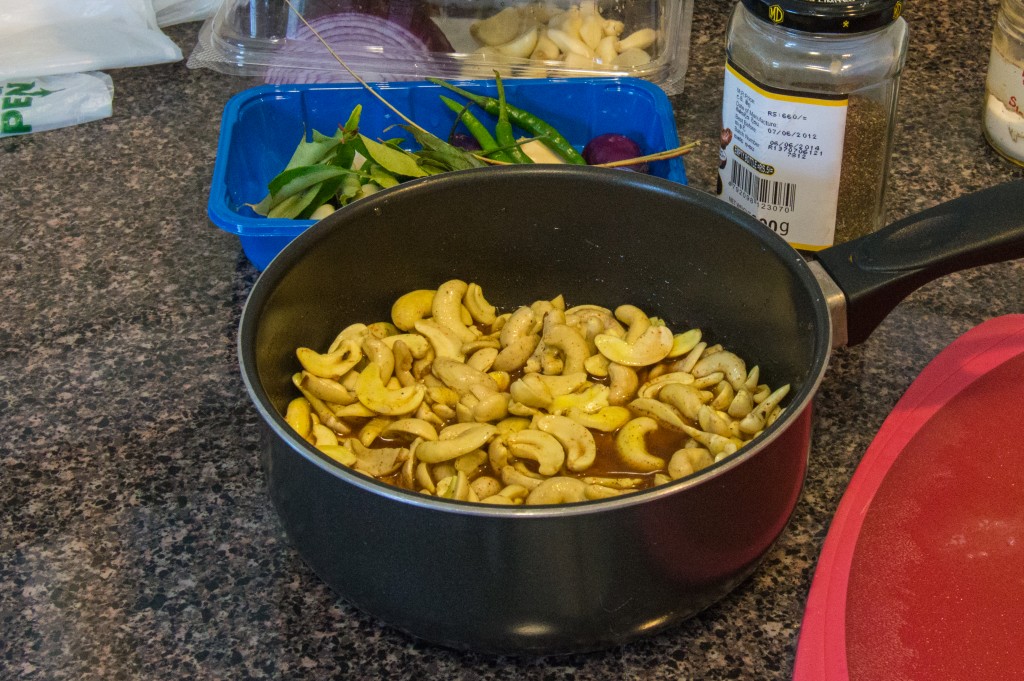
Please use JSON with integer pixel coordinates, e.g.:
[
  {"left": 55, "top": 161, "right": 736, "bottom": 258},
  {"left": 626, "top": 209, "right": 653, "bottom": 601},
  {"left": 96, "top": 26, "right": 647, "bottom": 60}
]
[{"left": 209, "top": 77, "right": 687, "bottom": 270}]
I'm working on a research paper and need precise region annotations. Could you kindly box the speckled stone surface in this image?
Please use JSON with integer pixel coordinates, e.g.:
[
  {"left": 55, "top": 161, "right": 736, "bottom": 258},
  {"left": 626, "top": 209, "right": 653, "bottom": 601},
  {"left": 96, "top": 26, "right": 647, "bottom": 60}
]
[{"left": 1, "top": 2, "right": 1022, "bottom": 679}]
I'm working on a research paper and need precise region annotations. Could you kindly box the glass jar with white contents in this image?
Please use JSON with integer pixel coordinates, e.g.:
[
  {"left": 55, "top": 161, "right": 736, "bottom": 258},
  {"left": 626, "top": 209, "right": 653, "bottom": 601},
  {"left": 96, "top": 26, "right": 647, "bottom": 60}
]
[
  {"left": 718, "top": 0, "right": 908, "bottom": 250},
  {"left": 983, "top": 0, "right": 1024, "bottom": 167}
]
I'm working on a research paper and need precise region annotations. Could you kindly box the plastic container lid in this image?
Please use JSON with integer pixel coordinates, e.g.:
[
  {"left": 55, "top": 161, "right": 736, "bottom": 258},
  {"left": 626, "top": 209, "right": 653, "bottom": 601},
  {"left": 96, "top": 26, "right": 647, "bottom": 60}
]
[
  {"left": 793, "top": 314, "right": 1024, "bottom": 681},
  {"left": 187, "top": 0, "right": 693, "bottom": 94}
]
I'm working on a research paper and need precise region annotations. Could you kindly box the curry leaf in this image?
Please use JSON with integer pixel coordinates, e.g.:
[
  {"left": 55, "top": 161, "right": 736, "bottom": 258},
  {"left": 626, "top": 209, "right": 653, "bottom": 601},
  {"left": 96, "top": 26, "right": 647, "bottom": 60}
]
[
  {"left": 267, "top": 164, "right": 349, "bottom": 199},
  {"left": 267, "top": 185, "right": 321, "bottom": 219},
  {"left": 367, "top": 163, "right": 399, "bottom": 189},
  {"left": 358, "top": 134, "right": 428, "bottom": 178},
  {"left": 403, "top": 126, "right": 485, "bottom": 170},
  {"left": 285, "top": 131, "right": 344, "bottom": 170}
]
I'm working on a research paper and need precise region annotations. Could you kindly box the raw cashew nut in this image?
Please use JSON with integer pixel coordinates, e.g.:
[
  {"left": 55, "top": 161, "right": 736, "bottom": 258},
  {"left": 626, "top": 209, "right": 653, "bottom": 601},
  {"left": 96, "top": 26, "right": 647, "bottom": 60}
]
[
  {"left": 415, "top": 424, "right": 497, "bottom": 464},
  {"left": 698, "top": 404, "right": 733, "bottom": 438},
  {"left": 669, "top": 329, "right": 702, "bottom": 358},
  {"left": 584, "top": 484, "right": 623, "bottom": 500},
  {"left": 327, "top": 323, "right": 367, "bottom": 353},
  {"left": 391, "top": 289, "right": 434, "bottom": 332},
  {"left": 431, "top": 357, "right": 499, "bottom": 396},
  {"left": 354, "top": 363, "right": 426, "bottom": 416},
  {"left": 454, "top": 448, "right": 488, "bottom": 473},
  {"left": 728, "top": 388, "right": 756, "bottom": 419},
  {"left": 348, "top": 440, "right": 407, "bottom": 477},
  {"left": 583, "top": 476, "right": 645, "bottom": 490},
  {"left": 506, "top": 428, "right": 566, "bottom": 476},
  {"left": 668, "top": 447, "right": 714, "bottom": 480},
  {"left": 679, "top": 424, "right": 744, "bottom": 458},
  {"left": 464, "top": 283, "right": 497, "bottom": 325},
  {"left": 414, "top": 318, "right": 465, "bottom": 361},
  {"left": 296, "top": 339, "right": 362, "bottom": 379},
  {"left": 739, "top": 384, "right": 792, "bottom": 434},
  {"left": 565, "top": 405, "right": 632, "bottom": 432},
  {"left": 692, "top": 350, "right": 748, "bottom": 391},
  {"left": 285, "top": 397, "right": 313, "bottom": 440},
  {"left": 381, "top": 333, "right": 431, "bottom": 358},
  {"left": 391, "top": 340, "right": 416, "bottom": 387},
  {"left": 672, "top": 341, "right": 707, "bottom": 374},
  {"left": 594, "top": 324, "right": 673, "bottom": 367},
  {"left": 542, "top": 323, "right": 590, "bottom": 375},
  {"left": 435, "top": 471, "right": 472, "bottom": 500},
  {"left": 525, "top": 476, "right": 588, "bottom": 505},
  {"left": 549, "top": 382, "right": 609, "bottom": 415},
  {"left": 471, "top": 390, "right": 509, "bottom": 423},
  {"left": 509, "top": 372, "right": 553, "bottom": 409},
  {"left": 711, "top": 381, "right": 735, "bottom": 411},
  {"left": 292, "top": 379, "right": 352, "bottom": 435},
  {"left": 312, "top": 423, "right": 338, "bottom": 447},
  {"left": 659, "top": 382, "right": 712, "bottom": 421},
  {"left": 466, "top": 346, "right": 499, "bottom": 373},
  {"left": 317, "top": 443, "right": 358, "bottom": 467},
  {"left": 493, "top": 306, "right": 540, "bottom": 372},
  {"left": 607, "top": 362, "right": 639, "bottom": 405},
  {"left": 628, "top": 397, "right": 689, "bottom": 432},
  {"left": 382, "top": 418, "right": 439, "bottom": 442},
  {"left": 616, "top": 304, "right": 653, "bottom": 342},
  {"left": 362, "top": 336, "right": 396, "bottom": 384},
  {"left": 433, "top": 279, "right": 478, "bottom": 343},
  {"left": 295, "top": 371, "right": 357, "bottom": 406},
  {"left": 637, "top": 371, "right": 696, "bottom": 399},
  {"left": 357, "top": 416, "right": 392, "bottom": 447},
  {"left": 481, "top": 483, "right": 530, "bottom": 504},
  {"left": 331, "top": 401, "right": 377, "bottom": 418},
  {"left": 615, "top": 417, "right": 666, "bottom": 472},
  {"left": 500, "top": 464, "right": 544, "bottom": 490},
  {"left": 471, "top": 475, "right": 502, "bottom": 500},
  {"left": 534, "top": 413, "right": 597, "bottom": 472}
]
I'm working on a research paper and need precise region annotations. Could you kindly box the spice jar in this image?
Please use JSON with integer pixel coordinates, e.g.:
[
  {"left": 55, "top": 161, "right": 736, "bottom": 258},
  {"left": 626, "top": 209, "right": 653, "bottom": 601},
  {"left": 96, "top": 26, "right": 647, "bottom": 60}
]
[
  {"left": 983, "top": 0, "right": 1024, "bottom": 166},
  {"left": 717, "top": 0, "right": 908, "bottom": 250}
]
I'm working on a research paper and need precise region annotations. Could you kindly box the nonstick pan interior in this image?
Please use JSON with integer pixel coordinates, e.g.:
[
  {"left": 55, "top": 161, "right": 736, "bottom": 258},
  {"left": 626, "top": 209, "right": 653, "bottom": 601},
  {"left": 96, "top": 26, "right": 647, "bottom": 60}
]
[{"left": 247, "top": 165, "right": 832, "bottom": 430}]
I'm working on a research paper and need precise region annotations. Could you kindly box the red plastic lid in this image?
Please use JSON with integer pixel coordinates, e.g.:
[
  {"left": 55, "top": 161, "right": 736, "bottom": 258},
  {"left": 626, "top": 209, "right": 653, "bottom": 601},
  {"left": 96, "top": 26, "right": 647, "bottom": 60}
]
[{"left": 794, "top": 315, "right": 1024, "bottom": 681}]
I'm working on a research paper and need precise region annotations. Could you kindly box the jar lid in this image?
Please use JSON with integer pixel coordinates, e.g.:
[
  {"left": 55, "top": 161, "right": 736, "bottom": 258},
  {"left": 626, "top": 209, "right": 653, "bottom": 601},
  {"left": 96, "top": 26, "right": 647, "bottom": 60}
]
[{"left": 740, "top": 0, "right": 903, "bottom": 33}]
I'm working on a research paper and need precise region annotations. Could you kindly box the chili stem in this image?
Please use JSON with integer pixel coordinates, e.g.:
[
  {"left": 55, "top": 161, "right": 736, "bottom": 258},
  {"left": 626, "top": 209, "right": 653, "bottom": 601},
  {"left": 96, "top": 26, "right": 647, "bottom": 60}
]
[{"left": 593, "top": 140, "right": 702, "bottom": 168}]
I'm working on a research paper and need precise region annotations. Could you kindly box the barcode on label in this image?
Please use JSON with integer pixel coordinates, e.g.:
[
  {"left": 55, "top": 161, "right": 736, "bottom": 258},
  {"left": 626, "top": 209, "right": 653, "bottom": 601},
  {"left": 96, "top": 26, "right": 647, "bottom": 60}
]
[{"left": 730, "top": 161, "right": 797, "bottom": 211}]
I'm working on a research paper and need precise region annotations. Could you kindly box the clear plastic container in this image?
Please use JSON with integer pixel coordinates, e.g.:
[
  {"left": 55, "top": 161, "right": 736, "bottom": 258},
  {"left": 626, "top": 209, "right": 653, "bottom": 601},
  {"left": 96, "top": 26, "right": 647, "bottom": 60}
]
[
  {"left": 983, "top": 0, "right": 1024, "bottom": 167},
  {"left": 187, "top": 0, "right": 693, "bottom": 94},
  {"left": 717, "top": 0, "right": 908, "bottom": 250}
]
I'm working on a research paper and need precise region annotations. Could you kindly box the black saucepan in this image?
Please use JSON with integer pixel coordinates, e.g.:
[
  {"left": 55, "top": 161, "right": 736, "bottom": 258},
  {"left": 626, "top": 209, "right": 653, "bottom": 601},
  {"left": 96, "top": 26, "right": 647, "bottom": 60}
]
[{"left": 239, "top": 166, "right": 1024, "bottom": 655}]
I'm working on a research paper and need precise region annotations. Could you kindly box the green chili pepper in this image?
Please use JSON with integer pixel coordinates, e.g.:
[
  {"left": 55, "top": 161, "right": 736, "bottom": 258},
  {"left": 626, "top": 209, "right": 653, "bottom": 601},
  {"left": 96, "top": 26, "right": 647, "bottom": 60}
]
[
  {"left": 493, "top": 75, "right": 533, "bottom": 165},
  {"left": 428, "top": 77, "right": 588, "bottom": 165},
  {"left": 439, "top": 95, "right": 514, "bottom": 164}
]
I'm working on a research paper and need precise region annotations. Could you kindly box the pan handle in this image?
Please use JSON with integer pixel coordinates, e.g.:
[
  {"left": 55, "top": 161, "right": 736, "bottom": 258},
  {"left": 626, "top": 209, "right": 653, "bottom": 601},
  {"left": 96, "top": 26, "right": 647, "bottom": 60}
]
[{"left": 815, "top": 179, "right": 1024, "bottom": 346}]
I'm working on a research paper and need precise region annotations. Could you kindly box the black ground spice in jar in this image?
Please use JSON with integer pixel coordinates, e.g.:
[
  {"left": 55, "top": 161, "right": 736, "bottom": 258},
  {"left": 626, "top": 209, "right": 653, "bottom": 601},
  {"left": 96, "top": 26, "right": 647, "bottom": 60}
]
[
  {"left": 836, "top": 95, "right": 890, "bottom": 243},
  {"left": 718, "top": 0, "right": 908, "bottom": 251}
]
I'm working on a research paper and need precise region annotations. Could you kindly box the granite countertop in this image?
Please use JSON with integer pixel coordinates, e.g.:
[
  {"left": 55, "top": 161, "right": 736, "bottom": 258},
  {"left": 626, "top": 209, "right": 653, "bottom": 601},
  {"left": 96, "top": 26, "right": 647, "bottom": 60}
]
[{"left": 2, "top": 0, "right": 1022, "bottom": 678}]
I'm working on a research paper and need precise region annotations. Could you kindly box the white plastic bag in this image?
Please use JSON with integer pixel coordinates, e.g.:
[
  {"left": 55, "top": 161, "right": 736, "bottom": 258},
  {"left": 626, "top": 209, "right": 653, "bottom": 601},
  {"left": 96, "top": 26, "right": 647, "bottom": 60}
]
[
  {"left": 0, "top": 72, "right": 114, "bottom": 137},
  {"left": 0, "top": 0, "right": 183, "bottom": 81},
  {"left": 153, "top": 0, "right": 220, "bottom": 27}
]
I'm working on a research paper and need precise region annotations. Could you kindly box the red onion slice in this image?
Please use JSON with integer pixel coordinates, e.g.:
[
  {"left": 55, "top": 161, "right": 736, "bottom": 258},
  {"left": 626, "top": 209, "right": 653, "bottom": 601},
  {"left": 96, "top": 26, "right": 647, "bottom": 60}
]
[{"left": 265, "top": 10, "right": 453, "bottom": 85}]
